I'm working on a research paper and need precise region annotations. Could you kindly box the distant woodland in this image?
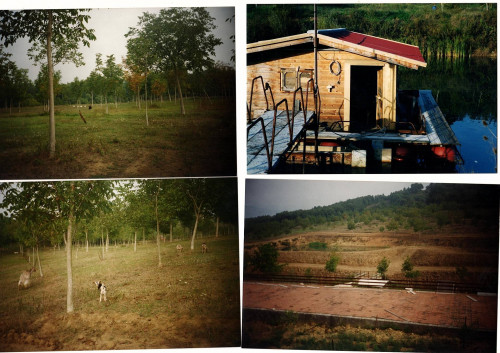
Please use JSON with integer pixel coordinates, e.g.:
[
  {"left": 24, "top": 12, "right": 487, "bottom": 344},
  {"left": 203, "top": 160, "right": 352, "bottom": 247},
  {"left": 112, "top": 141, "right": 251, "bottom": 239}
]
[
  {"left": 244, "top": 184, "right": 499, "bottom": 241},
  {"left": 247, "top": 4, "right": 497, "bottom": 59}
]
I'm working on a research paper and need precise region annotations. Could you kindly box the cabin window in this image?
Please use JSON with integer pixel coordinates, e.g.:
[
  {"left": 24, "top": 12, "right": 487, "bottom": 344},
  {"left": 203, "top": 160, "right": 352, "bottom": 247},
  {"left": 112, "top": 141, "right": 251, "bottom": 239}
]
[
  {"left": 281, "top": 69, "right": 296, "bottom": 91},
  {"left": 281, "top": 68, "right": 314, "bottom": 92}
]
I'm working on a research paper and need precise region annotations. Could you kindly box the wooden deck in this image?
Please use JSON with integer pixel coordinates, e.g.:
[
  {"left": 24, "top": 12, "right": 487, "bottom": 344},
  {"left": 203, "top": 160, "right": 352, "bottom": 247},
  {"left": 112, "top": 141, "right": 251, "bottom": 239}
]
[{"left": 247, "top": 110, "right": 314, "bottom": 174}]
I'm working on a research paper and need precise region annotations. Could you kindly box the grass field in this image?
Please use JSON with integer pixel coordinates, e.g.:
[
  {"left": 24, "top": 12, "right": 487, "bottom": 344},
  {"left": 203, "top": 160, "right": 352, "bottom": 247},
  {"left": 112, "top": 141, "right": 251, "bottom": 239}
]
[
  {"left": 0, "top": 98, "right": 236, "bottom": 179},
  {"left": 0, "top": 236, "right": 240, "bottom": 350}
]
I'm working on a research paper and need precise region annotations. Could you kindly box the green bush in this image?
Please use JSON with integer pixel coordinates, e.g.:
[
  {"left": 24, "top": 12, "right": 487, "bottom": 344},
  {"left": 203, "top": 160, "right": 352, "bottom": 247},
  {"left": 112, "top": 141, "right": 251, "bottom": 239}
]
[
  {"left": 325, "top": 253, "right": 340, "bottom": 272},
  {"left": 377, "top": 256, "right": 390, "bottom": 279},
  {"left": 308, "top": 241, "right": 327, "bottom": 250},
  {"left": 249, "top": 243, "right": 283, "bottom": 273}
]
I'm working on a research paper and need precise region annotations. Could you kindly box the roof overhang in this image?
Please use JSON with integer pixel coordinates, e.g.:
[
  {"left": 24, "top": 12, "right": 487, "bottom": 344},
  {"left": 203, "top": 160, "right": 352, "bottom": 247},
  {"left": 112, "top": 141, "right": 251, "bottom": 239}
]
[{"left": 247, "top": 30, "right": 427, "bottom": 70}]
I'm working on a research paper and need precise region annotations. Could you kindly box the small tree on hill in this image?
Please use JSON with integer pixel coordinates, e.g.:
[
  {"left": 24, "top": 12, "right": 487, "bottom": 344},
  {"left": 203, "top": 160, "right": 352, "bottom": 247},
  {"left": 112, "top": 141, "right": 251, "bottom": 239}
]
[
  {"left": 402, "top": 256, "right": 420, "bottom": 278},
  {"left": 325, "top": 253, "right": 340, "bottom": 273},
  {"left": 248, "top": 243, "right": 283, "bottom": 273},
  {"left": 377, "top": 256, "right": 390, "bottom": 279}
]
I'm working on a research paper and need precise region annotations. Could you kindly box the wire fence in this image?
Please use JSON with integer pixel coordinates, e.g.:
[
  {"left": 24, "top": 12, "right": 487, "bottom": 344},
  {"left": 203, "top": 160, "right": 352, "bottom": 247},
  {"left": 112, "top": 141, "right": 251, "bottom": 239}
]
[{"left": 244, "top": 273, "right": 497, "bottom": 294}]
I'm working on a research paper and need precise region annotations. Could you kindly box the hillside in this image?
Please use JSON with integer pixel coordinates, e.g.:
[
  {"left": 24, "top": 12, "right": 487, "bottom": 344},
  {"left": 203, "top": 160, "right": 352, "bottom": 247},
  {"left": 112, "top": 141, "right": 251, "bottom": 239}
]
[{"left": 245, "top": 183, "right": 499, "bottom": 242}]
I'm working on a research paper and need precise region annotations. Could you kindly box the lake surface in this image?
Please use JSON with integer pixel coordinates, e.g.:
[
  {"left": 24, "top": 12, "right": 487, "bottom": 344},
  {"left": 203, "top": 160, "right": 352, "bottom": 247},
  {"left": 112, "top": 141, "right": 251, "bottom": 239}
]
[{"left": 398, "top": 57, "right": 497, "bottom": 173}]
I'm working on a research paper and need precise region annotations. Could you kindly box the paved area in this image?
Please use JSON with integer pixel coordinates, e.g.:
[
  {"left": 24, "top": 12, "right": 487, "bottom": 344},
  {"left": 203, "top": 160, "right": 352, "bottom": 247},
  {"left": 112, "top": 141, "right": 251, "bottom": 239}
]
[{"left": 243, "top": 281, "right": 497, "bottom": 331}]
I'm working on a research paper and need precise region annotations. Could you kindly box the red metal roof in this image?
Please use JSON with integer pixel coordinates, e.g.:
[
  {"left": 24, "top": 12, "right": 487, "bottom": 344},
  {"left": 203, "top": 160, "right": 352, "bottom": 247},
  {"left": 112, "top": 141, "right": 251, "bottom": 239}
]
[{"left": 317, "top": 29, "right": 426, "bottom": 65}]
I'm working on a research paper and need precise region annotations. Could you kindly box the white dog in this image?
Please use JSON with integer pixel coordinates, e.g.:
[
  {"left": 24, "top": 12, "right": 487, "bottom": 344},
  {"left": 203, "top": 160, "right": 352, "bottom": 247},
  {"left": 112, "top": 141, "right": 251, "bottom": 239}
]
[{"left": 94, "top": 281, "right": 107, "bottom": 302}]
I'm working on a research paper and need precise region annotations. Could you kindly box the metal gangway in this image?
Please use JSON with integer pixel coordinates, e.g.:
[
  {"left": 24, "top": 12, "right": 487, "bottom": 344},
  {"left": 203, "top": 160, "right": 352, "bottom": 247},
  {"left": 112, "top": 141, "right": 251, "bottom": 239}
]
[{"left": 247, "top": 76, "right": 321, "bottom": 174}]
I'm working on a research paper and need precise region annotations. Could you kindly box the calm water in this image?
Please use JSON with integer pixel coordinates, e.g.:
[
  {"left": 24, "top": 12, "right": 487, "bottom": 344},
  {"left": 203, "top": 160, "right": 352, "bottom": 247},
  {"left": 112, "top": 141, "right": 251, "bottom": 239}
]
[{"left": 399, "top": 57, "right": 497, "bottom": 173}]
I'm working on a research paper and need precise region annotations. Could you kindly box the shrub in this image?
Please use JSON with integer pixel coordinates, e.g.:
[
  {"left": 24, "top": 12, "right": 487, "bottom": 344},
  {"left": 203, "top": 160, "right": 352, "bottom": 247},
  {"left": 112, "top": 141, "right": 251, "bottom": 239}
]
[
  {"left": 249, "top": 243, "right": 283, "bottom": 273},
  {"left": 377, "top": 257, "right": 390, "bottom": 279},
  {"left": 402, "top": 256, "right": 420, "bottom": 278},
  {"left": 325, "top": 253, "right": 340, "bottom": 272},
  {"left": 308, "top": 242, "right": 327, "bottom": 250}
]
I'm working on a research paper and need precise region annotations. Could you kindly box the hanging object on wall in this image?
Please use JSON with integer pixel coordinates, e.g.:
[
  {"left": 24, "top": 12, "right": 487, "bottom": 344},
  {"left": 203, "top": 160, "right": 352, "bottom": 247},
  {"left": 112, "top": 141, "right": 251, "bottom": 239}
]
[
  {"left": 329, "top": 60, "right": 342, "bottom": 76},
  {"left": 329, "top": 59, "right": 342, "bottom": 88}
]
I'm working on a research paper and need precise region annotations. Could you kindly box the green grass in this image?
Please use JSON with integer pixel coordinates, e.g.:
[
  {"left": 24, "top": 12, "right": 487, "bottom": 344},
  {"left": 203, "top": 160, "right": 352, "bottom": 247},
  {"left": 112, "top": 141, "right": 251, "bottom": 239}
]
[
  {"left": 0, "top": 98, "right": 236, "bottom": 179},
  {"left": 0, "top": 236, "right": 240, "bottom": 350}
]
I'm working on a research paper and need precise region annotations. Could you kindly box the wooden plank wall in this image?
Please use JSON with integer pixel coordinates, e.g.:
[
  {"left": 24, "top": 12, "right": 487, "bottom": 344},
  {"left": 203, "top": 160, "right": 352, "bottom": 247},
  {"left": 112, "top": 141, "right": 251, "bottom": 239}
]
[{"left": 247, "top": 49, "right": 390, "bottom": 123}]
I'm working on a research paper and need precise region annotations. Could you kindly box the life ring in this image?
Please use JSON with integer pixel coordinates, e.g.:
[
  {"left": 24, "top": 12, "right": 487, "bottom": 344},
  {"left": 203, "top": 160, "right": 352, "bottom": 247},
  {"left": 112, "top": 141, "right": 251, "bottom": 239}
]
[{"left": 329, "top": 60, "right": 342, "bottom": 76}]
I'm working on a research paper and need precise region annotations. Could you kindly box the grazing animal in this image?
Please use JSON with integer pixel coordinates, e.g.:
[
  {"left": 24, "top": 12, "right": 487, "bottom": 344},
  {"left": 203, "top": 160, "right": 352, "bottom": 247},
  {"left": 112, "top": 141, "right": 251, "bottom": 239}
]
[
  {"left": 18, "top": 268, "right": 36, "bottom": 290},
  {"left": 201, "top": 243, "right": 208, "bottom": 254},
  {"left": 94, "top": 281, "right": 107, "bottom": 302},
  {"left": 176, "top": 244, "right": 183, "bottom": 254}
]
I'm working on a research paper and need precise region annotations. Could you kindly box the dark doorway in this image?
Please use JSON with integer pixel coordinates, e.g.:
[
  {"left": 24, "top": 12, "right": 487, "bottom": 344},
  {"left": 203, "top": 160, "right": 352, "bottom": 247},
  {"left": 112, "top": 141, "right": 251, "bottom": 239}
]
[{"left": 350, "top": 66, "right": 380, "bottom": 132}]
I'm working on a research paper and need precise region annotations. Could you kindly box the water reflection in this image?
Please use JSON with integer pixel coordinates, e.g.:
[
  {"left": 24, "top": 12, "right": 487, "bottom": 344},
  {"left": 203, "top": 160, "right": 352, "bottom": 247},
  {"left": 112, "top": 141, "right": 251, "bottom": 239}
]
[{"left": 399, "top": 57, "right": 497, "bottom": 173}]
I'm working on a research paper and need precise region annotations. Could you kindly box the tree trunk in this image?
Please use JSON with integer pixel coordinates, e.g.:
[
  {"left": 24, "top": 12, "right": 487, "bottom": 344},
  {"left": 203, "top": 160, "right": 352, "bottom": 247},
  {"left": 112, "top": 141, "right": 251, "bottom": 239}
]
[
  {"left": 36, "top": 245, "right": 43, "bottom": 277},
  {"left": 216, "top": 216, "right": 219, "bottom": 238},
  {"left": 176, "top": 72, "right": 185, "bottom": 115},
  {"left": 155, "top": 190, "right": 162, "bottom": 267},
  {"left": 101, "top": 229, "right": 105, "bottom": 260},
  {"left": 85, "top": 230, "right": 89, "bottom": 253},
  {"left": 106, "top": 229, "right": 109, "bottom": 252},
  {"left": 66, "top": 209, "right": 74, "bottom": 313},
  {"left": 145, "top": 73, "right": 149, "bottom": 126},
  {"left": 105, "top": 95, "right": 108, "bottom": 114},
  {"left": 190, "top": 211, "right": 200, "bottom": 251},
  {"left": 170, "top": 222, "right": 173, "bottom": 242},
  {"left": 142, "top": 228, "right": 145, "bottom": 246},
  {"left": 134, "top": 231, "right": 137, "bottom": 252},
  {"left": 47, "top": 11, "right": 56, "bottom": 158}
]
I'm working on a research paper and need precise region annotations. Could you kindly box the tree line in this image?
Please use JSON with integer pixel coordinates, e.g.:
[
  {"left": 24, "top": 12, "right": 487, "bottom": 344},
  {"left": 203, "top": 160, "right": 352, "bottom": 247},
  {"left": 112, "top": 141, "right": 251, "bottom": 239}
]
[
  {"left": 244, "top": 183, "right": 499, "bottom": 241},
  {"left": 247, "top": 4, "right": 496, "bottom": 59},
  {"left": 0, "top": 178, "right": 238, "bottom": 312}
]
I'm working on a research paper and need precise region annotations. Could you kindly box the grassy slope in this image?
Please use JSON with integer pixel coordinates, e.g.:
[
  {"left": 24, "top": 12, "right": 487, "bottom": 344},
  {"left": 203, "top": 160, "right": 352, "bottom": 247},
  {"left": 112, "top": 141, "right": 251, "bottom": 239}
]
[
  {"left": 0, "top": 98, "right": 236, "bottom": 179},
  {"left": 0, "top": 236, "right": 240, "bottom": 350}
]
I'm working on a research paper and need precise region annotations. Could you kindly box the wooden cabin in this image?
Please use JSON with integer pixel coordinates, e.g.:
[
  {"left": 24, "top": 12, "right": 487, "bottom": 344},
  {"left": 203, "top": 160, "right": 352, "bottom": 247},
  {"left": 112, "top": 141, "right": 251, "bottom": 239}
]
[
  {"left": 247, "top": 29, "right": 460, "bottom": 174},
  {"left": 247, "top": 28, "right": 426, "bottom": 131}
]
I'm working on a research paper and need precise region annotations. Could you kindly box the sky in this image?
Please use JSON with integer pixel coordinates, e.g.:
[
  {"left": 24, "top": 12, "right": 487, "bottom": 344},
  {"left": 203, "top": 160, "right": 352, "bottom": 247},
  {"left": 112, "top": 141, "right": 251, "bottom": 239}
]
[
  {"left": 2, "top": 7, "right": 235, "bottom": 83},
  {"left": 245, "top": 179, "right": 426, "bottom": 218}
]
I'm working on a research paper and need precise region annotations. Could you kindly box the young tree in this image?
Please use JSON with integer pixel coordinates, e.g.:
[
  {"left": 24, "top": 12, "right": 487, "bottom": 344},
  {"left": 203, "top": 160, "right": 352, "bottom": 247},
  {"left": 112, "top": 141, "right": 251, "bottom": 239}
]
[
  {"left": 0, "top": 10, "right": 96, "bottom": 158},
  {"left": 377, "top": 256, "right": 390, "bottom": 279},
  {"left": 248, "top": 243, "right": 283, "bottom": 273},
  {"left": 130, "top": 8, "right": 223, "bottom": 115},
  {"left": 402, "top": 255, "right": 420, "bottom": 278},
  {"left": 325, "top": 253, "right": 340, "bottom": 272},
  {"left": 124, "top": 33, "right": 155, "bottom": 125},
  {"left": 102, "top": 54, "right": 123, "bottom": 113}
]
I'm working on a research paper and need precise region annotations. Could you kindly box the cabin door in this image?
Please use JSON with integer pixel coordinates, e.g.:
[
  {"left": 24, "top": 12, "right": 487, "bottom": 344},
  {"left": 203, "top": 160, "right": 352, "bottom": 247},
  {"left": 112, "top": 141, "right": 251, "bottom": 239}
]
[{"left": 349, "top": 66, "right": 383, "bottom": 132}]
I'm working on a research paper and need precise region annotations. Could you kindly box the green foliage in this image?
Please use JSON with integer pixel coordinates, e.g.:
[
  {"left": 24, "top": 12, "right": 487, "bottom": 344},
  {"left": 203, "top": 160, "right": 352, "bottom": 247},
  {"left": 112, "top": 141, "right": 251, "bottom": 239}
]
[
  {"left": 377, "top": 257, "right": 390, "bottom": 279},
  {"left": 325, "top": 253, "right": 340, "bottom": 272},
  {"left": 245, "top": 183, "right": 499, "bottom": 242},
  {"left": 308, "top": 241, "right": 327, "bottom": 250},
  {"left": 402, "top": 256, "right": 420, "bottom": 278},
  {"left": 247, "top": 4, "right": 497, "bottom": 58},
  {"left": 248, "top": 243, "right": 283, "bottom": 273}
]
